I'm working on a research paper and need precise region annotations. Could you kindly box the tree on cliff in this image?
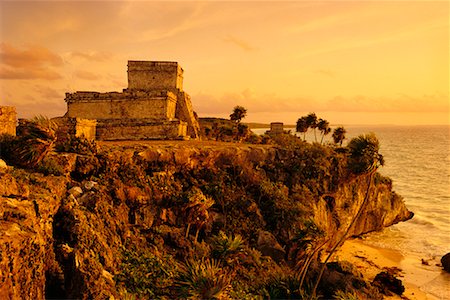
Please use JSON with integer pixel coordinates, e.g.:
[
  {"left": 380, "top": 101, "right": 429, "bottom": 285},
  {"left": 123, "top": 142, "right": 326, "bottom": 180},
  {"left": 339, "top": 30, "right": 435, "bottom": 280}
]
[
  {"left": 332, "top": 126, "right": 346, "bottom": 146},
  {"left": 305, "top": 113, "right": 318, "bottom": 142},
  {"left": 317, "top": 118, "right": 331, "bottom": 144},
  {"left": 296, "top": 117, "right": 308, "bottom": 141},
  {"left": 347, "top": 133, "right": 384, "bottom": 174},
  {"left": 230, "top": 106, "right": 247, "bottom": 124}
]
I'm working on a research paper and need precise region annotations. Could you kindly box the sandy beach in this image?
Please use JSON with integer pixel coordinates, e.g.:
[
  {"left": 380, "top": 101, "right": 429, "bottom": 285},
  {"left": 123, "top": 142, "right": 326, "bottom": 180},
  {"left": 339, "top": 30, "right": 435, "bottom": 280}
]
[{"left": 335, "top": 239, "right": 450, "bottom": 300}]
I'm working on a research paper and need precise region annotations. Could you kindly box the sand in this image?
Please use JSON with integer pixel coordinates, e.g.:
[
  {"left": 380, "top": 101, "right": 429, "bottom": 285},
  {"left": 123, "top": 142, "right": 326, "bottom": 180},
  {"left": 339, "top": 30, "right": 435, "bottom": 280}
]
[{"left": 335, "top": 239, "right": 450, "bottom": 300}]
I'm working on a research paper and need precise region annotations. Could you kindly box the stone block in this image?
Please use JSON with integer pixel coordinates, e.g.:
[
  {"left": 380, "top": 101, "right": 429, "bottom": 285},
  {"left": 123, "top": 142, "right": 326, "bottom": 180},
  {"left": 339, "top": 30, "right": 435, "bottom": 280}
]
[{"left": 0, "top": 106, "right": 17, "bottom": 136}]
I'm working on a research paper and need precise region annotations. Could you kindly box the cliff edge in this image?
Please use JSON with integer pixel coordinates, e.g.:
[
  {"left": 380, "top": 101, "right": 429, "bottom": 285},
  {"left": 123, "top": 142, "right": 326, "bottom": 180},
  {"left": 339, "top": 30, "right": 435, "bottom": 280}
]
[{"left": 0, "top": 141, "right": 413, "bottom": 299}]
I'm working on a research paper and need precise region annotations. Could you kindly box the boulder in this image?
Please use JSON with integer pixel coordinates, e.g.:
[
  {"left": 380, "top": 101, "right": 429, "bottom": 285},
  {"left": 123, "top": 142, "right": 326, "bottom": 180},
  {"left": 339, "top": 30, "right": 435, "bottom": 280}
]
[
  {"left": 0, "top": 159, "right": 7, "bottom": 168},
  {"left": 372, "top": 271, "right": 405, "bottom": 295},
  {"left": 441, "top": 253, "right": 450, "bottom": 273},
  {"left": 257, "top": 230, "right": 285, "bottom": 262},
  {"left": 68, "top": 186, "right": 83, "bottom": 198}
]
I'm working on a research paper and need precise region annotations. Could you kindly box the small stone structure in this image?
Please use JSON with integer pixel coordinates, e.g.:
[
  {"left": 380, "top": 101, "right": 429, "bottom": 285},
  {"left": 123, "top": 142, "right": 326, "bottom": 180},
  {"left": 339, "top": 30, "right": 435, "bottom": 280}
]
[
  {"left": 269, "top": 122, "right": 284, "bottom": 134},
  {"left": 0, "top": 106, "right": 17, "bottom": 136},
  {"left": 54, "top": 117, "right": 97, "bottom": 141},
  {"left": 63, "top": 61, "right": 200, "bottom": 140}
]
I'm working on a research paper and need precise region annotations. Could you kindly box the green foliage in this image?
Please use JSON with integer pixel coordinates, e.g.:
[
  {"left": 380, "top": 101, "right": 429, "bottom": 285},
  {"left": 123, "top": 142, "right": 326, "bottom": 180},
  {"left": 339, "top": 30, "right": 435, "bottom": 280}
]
[
  {"left": 229, "top": 105, "right": 247, "bottom": 124},
  {"left": 291, "top": 220, "right": 325, "bottom": 254},
  {"left": 332, "top": 127, "right": 347, "bottom": 146},
  {"left": 115, "top": 248, "right": 179, "bottom": 298},
  {"left": 258, "top": 180, "right": 306, "bottom": 239},
  {"left": 296, "top": 116, "right": 308, "bottom": 139},
  {"left": 317, "top": 118, "right": 331, "bottom": 144},
  {"left": 210, "top": 231, "right": 245, "bottom": 259},
  {"left": 177, "top": 258, "right": 232, "bottom": 299},
  {"left": 13, "top": 116, "right": 58, "bottom": 168},
  {"left": 263, "top": 270, "right": 315, "bottom": 299},
  {"left": 56, "top": 135, "right": 99, "bottom": 155},
  {"left": 347, "top": 133, "right": 384, "bottom": 174}
]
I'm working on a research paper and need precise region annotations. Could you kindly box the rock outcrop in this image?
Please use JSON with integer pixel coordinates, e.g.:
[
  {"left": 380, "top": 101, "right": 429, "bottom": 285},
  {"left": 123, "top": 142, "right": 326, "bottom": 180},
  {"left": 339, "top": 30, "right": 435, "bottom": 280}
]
[
  {"left": 441, "top": 253, "right": 450, "bottom": 273},
  {"left": 0, "top": 169, "right": 67, "bottom": 300},
  {"left": 0, "top": 142, "right": 413, "bottom": 299}
]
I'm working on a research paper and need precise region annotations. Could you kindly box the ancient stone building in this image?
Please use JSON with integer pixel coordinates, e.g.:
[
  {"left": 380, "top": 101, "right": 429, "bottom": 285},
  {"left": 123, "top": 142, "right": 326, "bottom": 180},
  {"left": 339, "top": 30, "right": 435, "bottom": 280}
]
[
  {"left": 0, "top": 106, "right": 17, "bottom": 136},
  {"left": 269, "top": 122, "right": 284, "bottom": 134},
  {"left": 63, "top": 61, "right": 200, "bottom": 140}
]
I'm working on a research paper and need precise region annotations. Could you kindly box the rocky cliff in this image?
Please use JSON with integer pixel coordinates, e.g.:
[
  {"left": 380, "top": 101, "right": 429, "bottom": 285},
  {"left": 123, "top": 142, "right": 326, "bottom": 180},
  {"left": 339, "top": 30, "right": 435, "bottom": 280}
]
[{"left": 0, "top": 141, "right": 413, "bottom": 299}]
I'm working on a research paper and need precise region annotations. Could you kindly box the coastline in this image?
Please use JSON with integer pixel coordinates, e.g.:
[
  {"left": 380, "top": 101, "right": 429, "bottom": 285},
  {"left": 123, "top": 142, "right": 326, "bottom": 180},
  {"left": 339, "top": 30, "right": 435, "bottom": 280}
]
[{"left": 335, "top": 239, "right": 450, "bottom": 300}]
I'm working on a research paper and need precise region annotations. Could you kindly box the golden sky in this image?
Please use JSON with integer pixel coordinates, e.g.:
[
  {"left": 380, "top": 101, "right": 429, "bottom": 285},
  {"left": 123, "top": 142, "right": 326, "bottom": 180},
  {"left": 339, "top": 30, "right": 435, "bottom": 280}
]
[{"left": 0, "top": 1, "right": 448, "bottom": 125}]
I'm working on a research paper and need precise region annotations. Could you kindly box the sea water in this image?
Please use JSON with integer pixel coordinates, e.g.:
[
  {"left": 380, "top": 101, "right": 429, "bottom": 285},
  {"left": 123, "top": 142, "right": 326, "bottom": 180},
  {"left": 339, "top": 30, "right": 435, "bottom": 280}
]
[
  {"left": 253, "top": 125, "right": 450, "bottom": 298},
  {"left": 345, "top": 125, "right": 450, "bottom": 299}
]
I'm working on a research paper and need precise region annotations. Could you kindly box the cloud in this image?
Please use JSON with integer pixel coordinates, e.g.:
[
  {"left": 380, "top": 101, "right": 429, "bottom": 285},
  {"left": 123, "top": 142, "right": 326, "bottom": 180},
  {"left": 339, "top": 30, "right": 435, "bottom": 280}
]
[
  {"left": 0, "top": 67, "right": 62, "bottom": 80},
  {"left": 223, "top": 35, "right": 257, "bottom": 52},
  {"left": 34, "top": 86, "right": 64, "bottom": 99},
  {"left": 192, "top": 90, "right": 449, "bottom": 120},
  {"left": 69, "top": 51, "right": 112, "bottom": 62},
  {"left": 193, "top": 89, "right": 317, "bottom": 116},
  {"left": 74, "top": 70, "right": 101, "bottom": 80},
  {"left": 0, "top": 43, "right": 63, "bottom": 80},
  {"left": 326, "top": 94, "right": 449, "bottom": 113},
  {"left": 0, "top": 43, "right": 63, "bottom": 68}
]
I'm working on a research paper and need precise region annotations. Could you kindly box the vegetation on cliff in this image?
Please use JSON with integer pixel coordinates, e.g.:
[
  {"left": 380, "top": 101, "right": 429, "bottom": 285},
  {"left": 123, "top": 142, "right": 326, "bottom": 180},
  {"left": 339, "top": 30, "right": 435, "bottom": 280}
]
[{"left": 0, "top": 120, "right": 413, "bottom": 299}]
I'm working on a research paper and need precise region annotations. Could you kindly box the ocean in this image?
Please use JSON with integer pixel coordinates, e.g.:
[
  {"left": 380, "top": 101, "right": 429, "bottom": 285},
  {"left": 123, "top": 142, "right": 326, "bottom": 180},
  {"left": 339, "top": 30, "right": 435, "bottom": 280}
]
[{"left": 253, "top": 125, "right": 450, "bottom": 299}]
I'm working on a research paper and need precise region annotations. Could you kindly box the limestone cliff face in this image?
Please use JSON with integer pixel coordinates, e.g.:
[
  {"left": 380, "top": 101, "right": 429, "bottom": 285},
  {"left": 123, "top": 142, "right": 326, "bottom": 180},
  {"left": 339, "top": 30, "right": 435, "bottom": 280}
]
[
  {"left": 0, "top": 169, "right": 67, "bottom": 300},
  {"left": 0, "top": 143, "right": 413, "bottom": 299},
  {"left": 312, "top": 175, "right": 413, "bottom": 245}
]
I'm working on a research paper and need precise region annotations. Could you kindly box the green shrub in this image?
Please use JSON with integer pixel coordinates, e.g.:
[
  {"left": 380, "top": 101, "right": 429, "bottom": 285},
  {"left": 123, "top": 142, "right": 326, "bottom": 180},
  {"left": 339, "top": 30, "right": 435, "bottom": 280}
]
[
  {"left": 210, "top": 231, "right": 245, "bottom": 259},
  {"left": 115, "top": 249, "right": 179, "bottom": 298},
  {"left": 177, "top": 258, "right": 232, "bottom": 299}
]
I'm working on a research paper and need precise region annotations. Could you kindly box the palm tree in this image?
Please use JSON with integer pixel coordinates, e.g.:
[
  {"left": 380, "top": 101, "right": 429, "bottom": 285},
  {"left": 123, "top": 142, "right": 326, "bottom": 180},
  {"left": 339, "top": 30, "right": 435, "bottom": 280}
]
[
  {"left": 305, "top": 113, "right": 318, "bottom": 142},
  {"left": 347, "top": 133, "right": 384, "bottom": 174},
  {"left": 15, "top": 116, "right": 58, "bottom": 168},
  {"left": 229, "top": 106, "right": 247, "bottom": 124},
  {"left": 317, "top": 119, "right": 331, "bottom": 144},
  {"left": 296, "top": 117, "right": 308, "bottom": 141},
  {"left": 332, "top": 126, "right": 346, "bottom": 146},
  {"left": 183, "top": 188, "right": 215, "bottom": 241}
]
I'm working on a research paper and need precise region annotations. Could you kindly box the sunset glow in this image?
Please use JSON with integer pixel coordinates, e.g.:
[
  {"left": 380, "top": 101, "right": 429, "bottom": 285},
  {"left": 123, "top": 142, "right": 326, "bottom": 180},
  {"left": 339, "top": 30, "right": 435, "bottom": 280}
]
[{"left": 0, "top": 1, "right": 448, "bottom": 125}]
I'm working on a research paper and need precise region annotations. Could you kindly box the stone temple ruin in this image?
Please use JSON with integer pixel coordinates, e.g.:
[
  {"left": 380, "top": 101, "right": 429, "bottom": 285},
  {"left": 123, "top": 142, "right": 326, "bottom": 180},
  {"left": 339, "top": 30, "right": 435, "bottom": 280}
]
[{"left": 61, "top": 61, "right": 200, "bottom": 140}]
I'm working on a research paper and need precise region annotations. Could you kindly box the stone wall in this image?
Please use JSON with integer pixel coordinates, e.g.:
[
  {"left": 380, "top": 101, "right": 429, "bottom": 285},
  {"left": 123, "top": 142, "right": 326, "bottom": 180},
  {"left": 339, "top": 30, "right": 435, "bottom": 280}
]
[
  {"left": 54, "top": 117, "right": 97, "bottom": 141},
  {"left": 65, "top": 91, "right": 177, "bottom": 120},
  {"left": 127, "top": 61, "right": 183, "bottom": 91},
  {"left": 176, "top": 91, "right": 200, "bottom": 138},
  {"left": 96, "top": 119, "right": 187, "bottom": 140},
  {"left": 0, "top": 106, "right": 17, "bottom": 136}
]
